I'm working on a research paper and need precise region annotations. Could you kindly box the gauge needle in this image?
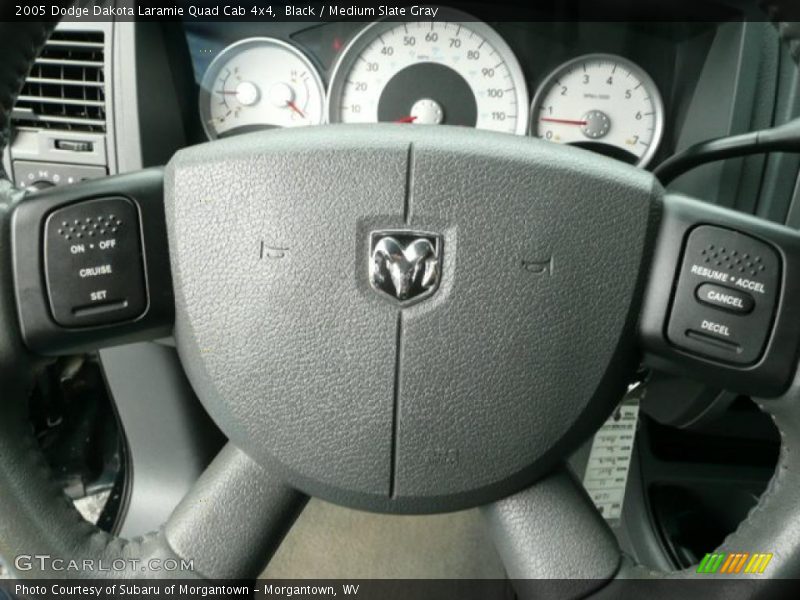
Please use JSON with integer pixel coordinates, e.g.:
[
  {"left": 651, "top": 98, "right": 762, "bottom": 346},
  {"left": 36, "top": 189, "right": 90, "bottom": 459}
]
[
  {"left": 286, "top": 100, "right": 306, "bottom": 119},
  {"left": 394, "top": 116, "right": 418, "bottom": 124},
  {"left": 540, "top": 117, "right": 588, "bottom": 126}
]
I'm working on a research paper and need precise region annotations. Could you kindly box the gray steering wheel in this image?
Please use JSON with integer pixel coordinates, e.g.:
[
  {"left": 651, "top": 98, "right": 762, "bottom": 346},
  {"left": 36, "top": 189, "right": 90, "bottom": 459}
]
[{"left": 2, "top": 17, "right": 800, "bottom": 598}]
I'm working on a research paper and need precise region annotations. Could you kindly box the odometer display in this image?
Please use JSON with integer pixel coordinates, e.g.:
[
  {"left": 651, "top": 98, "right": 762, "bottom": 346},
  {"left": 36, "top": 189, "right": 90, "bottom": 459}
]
[{"left": 327, "top": 20, "right": 529, "bottom": 135}]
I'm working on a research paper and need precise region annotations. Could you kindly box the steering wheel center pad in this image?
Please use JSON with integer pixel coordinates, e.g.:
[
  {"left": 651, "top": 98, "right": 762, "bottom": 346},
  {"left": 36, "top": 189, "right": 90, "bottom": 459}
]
[{"left": 165, "top": 126, "right": 661, "bottom": 513}]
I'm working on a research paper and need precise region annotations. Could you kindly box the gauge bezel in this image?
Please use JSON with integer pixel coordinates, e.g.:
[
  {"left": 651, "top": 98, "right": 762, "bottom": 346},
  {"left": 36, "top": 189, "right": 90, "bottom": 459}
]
[
  {"left": 529, "top": 53, "right": 665, "bottom": 168},
  {"left": 326, "top": 16, "right": 530, "bottom": 136},
  {"left": 199, "top": 36, "right": 326, "bottom": 140}
]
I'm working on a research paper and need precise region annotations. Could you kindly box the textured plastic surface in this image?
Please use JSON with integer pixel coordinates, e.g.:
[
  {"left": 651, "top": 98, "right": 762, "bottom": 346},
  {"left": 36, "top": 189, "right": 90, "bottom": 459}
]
[
  {"left": 165, "top": 125, "right": 659, "bottom": 512},
  {"left": 483, "top": 467, "right": 620, "bottom": 595}
]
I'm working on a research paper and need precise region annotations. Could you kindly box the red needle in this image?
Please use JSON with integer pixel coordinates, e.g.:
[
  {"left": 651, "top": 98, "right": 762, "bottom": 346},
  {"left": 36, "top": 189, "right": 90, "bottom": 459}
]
[
  {"left": 286, "top": 100, "right": 306, "bottom": 119},
  {"left": 540, "top": 117, "right": 587, "bottom": 126},
  {"left": 394, "top": 115, "right": 418, "bottom": 124}
]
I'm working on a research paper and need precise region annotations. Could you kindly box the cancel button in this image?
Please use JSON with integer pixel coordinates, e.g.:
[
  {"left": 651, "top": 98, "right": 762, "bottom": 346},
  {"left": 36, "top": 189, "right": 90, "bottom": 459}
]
[{"left": 696, "top": 283, "right": 754, "bottom": 315}]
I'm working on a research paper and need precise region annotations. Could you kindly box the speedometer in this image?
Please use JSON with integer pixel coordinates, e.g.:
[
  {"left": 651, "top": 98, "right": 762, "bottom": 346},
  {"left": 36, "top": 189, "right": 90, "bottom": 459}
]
[
  {"left": 530, "top": 54, "right": 664, "bottom": 167},
  {"left": 326, "top": 18, "right": 529, "bottom": 135}
]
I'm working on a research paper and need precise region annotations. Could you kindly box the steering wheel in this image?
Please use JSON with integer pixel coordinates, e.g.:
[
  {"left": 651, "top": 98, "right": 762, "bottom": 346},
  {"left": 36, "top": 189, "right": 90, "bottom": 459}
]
[{"left": 3, "top": 17, "right": 800, "bottom": 597}]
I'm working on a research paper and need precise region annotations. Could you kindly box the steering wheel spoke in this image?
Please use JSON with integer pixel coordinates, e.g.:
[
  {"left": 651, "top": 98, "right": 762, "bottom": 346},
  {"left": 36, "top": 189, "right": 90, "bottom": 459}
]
[
  {"left": 485, "top": 193, "right": 800, "bottom": 595},
  {"left": 10, "top": 169, "right": 173, "bottom": 355},
  {"left": 482, "top": 466, "right": 621, "bottom": 594},
  {"left": 639, "top": 193, "right": 800, "bottom": 398},
  {"left": 0, "top": 400, "right": 306, "bottom": 579},
  {"left": 160, "top": 443, "right": 307, "bottom": 579},
  {"left": 1, "top": 168, "right": 305, "bottom": 577}
]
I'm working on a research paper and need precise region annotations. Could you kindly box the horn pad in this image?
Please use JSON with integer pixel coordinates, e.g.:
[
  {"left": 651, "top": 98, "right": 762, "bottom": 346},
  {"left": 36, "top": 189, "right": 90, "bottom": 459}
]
[{"left": 165, "top": 126, "right": 660, "bottom": 513}]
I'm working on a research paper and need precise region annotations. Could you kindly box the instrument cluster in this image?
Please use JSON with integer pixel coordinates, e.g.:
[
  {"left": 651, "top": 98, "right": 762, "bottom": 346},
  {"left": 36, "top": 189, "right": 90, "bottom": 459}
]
[{"left": 191, "top": 14, "right": 668, "bottom": 168}]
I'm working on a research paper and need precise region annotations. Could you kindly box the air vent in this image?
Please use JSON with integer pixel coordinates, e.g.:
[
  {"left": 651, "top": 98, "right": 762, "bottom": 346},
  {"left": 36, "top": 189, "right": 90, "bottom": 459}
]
[{"left": 12, "top": 30, "right": 105, "bottom": 133}]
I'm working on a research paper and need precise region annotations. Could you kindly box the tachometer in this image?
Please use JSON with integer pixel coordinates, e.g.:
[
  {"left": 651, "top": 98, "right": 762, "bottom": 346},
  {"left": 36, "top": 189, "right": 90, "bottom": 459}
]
[
  {"left": 530, "top": 54, "right": 664, "bottom": 167},
  {"left": 326, "top": 19, "right": 529, "bottom": 135},
  {"left": 200, "top": 37, "right": 325, "bottom": 139}
]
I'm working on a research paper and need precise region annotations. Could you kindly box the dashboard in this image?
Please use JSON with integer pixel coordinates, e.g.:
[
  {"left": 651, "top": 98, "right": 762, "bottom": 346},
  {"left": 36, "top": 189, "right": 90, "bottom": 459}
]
[
  {"left": 184, "top": 17, "right": 702, "bottom": 169},
  {"left": 6, "top": 2, "right": 790, "bottom": 216}
]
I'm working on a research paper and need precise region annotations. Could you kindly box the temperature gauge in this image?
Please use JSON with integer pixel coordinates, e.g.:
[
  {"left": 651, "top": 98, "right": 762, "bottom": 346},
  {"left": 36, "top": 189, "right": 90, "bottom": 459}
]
[{"left": 199, "top": 38, "right": 325, "bottom": 139}]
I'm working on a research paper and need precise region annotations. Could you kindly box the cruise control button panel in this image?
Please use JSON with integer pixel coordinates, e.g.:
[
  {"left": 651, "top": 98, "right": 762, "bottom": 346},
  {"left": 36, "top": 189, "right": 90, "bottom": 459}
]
[
  {"left": 44, "top": 197, "right": 147, "bottom": 327},
  {"left": 667, "top": 225, "right": 780, "bottom": 365}
]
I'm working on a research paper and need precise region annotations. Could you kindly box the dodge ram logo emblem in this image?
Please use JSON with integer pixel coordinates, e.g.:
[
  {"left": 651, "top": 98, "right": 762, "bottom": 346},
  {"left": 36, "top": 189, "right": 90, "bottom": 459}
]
[{"left": 369, "top": 231, "right": 442, "bottom": 303}]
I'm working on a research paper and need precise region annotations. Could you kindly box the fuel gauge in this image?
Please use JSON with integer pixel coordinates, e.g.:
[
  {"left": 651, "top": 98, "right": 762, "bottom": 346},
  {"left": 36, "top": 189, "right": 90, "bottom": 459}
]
[{"left": 199, "top": 37, "right": 325, "bottom": 139}]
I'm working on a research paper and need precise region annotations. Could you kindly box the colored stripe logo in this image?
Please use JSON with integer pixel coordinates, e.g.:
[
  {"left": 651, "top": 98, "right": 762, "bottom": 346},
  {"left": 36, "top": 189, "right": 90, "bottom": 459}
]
[{"left": 697, "top": 552, "right": 773, "bottom": 574}]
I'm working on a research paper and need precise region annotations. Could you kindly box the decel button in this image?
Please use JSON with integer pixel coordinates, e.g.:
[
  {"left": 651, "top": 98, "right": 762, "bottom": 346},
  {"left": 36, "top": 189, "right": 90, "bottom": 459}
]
[{"left": 696, "top": 283, "right": 754, "bottom": 314}]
